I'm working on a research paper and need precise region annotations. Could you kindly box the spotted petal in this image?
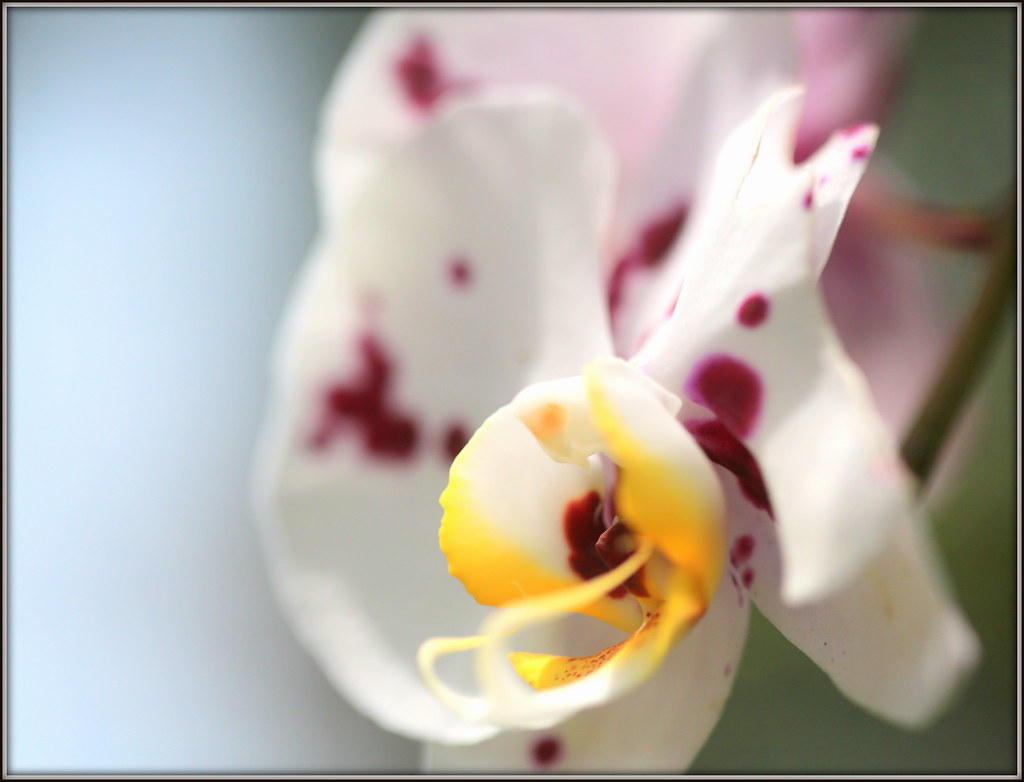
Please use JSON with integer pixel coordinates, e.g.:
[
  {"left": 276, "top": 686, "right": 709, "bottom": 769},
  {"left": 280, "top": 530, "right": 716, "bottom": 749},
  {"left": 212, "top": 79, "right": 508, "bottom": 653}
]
[
  {"left": 637, "top": 89, "right": 917, "bottom": 604},
  {"left": 317, "top": 10, "right": 806, "bottom": 349},
  {"left": 256, "top": 94, "right": 616, "bottom": 743},
  {"left": 722, "top": 471, "right": 979, "bottom": 726}
]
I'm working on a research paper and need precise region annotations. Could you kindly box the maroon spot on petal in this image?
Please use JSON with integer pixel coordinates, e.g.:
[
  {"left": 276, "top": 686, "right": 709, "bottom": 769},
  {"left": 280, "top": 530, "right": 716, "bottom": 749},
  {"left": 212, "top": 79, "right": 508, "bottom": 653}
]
[
  {"left": 741, "top": 567, "right": 755, "bottom": 589},
  {"left": 685, "top": 419, "right": 773, "bottom": 516},
  {"left": 685, "top": 354, "right": 763, "bottom": 439},
  {"left": 638, "top": 203, "right": 688, "bottom": 267},
  {"left": 394, "top": 36, "right": 454, "bottom": 112},
  {"left": 737, "top": 293, "right": 770, "bottom": 328},
  {"left": 532, "top": 736, "right": 563, "bottom": 768},
  {"left": 442, "top": 423, "right": 469, "bottom": 463},
  {"left": 447, "top": 256, "right": 472, "bottom": 289},
  {"left": 607, "top": 203, "right": 689, "bottom": 324},
  {"left": 564, "top": 491, "right": 627, "bottom": 599},
  {"left": 606, "top": 253, "right": 632, "bottom": 320},
  {"left": 730, "top": 534, "right": 756, "bottom": 567},
  {"left": 803, "top": 187, "right": 814, "bottom": 210},
  {"left": 311, "top": 332, "right": 420, "bottom": 461},
  {"left": 851, "top": 144, "right": 871, "bottom": 162},
  {"left": 724, "top": 663, "right": 733, "bottom": 677}
]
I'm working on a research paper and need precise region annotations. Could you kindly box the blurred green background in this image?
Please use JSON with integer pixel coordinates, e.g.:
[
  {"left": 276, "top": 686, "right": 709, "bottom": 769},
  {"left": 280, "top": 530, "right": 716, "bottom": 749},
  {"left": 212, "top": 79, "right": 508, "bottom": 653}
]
[{"left": 8, "top": 7, "right": 1016, "bottom": 775}]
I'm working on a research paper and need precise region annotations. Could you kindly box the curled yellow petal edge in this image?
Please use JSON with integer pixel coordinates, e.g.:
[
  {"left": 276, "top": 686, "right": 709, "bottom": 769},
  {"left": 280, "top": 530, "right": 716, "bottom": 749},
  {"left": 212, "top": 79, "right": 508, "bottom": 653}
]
[{"left": 417, "top": 539, "right": 655, "bottom": 726}]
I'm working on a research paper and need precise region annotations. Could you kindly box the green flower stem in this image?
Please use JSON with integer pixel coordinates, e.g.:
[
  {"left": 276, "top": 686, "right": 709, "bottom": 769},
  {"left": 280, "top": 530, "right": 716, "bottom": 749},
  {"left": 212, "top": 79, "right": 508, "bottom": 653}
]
[{"left": 901, "top": 198, "right": 1016, "bottom": 488}]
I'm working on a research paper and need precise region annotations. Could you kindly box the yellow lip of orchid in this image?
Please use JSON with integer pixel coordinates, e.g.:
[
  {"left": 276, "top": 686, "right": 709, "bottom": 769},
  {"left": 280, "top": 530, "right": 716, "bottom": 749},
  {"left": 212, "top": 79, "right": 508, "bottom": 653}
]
[{"left": 419, "top": 356, "right": 726, "bottom": 729}]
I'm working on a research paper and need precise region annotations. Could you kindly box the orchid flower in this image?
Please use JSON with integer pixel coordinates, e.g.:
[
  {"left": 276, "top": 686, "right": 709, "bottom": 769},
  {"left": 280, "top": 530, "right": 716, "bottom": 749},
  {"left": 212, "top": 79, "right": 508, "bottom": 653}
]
[{"left": 256, "top": 10, "right": 978, "bottom": 772}]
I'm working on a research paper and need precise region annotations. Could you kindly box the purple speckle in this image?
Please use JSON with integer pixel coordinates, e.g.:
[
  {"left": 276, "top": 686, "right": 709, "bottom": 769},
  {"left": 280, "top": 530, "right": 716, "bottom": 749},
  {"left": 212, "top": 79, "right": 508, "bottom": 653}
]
[
  {"left": 851, "top": 144, "right": 871, "bottom": 162},
  {"left": 802, "top": 187, "right": 814, "bottom": 210},
  {"left": 311, "top": 332, "right": 420, "bottom": 461},
  {"left": 532, "top": 736, "right": 563, "bottom": 768},
  {"left": 741, "top": 567, "right": 755, "bottom": 589},
  {"left": 448, "top": 256, "right": 473, "bottom": 289},
  {"left": 685, "top": 354, "right": 763, "bottom": 439},
  {"left": 724, "top": 663, "right": 733, "bottom": 677},
  {"left": 443, "top": 423, "right": 469, "bottom": 463},
  {"left": 737, "top": 293, "right": 770, "bottom": 328},
  {"left": 685, "top": 419, "right": 773, "bottom": 515}
]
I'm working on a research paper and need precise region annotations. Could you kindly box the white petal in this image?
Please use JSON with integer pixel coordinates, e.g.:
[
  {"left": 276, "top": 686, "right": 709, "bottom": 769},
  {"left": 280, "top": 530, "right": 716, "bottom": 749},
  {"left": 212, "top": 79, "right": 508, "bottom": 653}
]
[
  {"left": 256, "top": 95, "right": 616, "bottom": 742},
  {"left": 424, "top": 573, "right": 749, "bottom": 772},
  {"left": 723, "top": 475, "right": 979, "bottom": 726},
  {"left": 639, "top": 90, "right": 913, "bottom": 603}
]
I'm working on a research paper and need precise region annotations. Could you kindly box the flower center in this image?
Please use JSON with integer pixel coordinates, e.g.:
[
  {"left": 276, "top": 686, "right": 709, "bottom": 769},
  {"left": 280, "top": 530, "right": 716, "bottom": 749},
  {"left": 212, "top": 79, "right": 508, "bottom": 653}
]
[{"left": 563, "top": 488, "right": 649, "bottom": 600}]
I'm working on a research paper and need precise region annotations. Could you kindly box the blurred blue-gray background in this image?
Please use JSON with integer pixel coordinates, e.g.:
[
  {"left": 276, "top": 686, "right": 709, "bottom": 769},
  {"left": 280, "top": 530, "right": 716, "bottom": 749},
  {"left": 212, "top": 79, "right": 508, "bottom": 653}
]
[{"left": 7, "top": 8, "right": 1016, "bottom": 774}]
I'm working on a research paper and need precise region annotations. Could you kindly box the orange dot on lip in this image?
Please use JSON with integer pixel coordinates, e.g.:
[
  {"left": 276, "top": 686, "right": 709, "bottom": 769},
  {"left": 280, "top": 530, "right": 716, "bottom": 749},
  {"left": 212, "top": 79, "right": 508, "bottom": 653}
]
[{"left": 521, "top": 402, "right": 567, "bottom": 441}]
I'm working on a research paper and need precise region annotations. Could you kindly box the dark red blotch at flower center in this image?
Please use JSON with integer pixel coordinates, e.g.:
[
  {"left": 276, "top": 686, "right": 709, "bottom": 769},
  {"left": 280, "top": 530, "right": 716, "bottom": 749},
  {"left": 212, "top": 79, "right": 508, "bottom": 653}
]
[
  {"left": 311, "top": 333, "right": 419, "bottom": 461},
  {"left": 563, "top": 491, "right": 647, "bottom": 599},
  {"left": 685, "top": 419, "right": 773, "bottom": 515},
  {"left": 685, "top": 353, "right": 763, "bottom": 439}
]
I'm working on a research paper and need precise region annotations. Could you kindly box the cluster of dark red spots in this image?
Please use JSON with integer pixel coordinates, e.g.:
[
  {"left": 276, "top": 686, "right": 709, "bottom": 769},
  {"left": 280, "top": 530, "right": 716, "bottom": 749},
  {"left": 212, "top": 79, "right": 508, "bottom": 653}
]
[
  {"left": 737, "top": 293, "right": 770, "bottom": 328},
  {"left": 547, "top": 639, "right": 627, "bottom": 685},
  {"left": 685, "top": 354, "right": 763, "bottom": 439},
  {"left": 531, "top": 736, "right": 563, "bottom": 768},
  {"left": 607, "top": 204, "right": 689, "bottom": 318},
  {"left": 684, "top": 419, "right": 773, "bottom": 516},
  {"left": 311, "top": 333, "right": 419, "bottom": 460}
]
